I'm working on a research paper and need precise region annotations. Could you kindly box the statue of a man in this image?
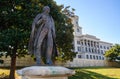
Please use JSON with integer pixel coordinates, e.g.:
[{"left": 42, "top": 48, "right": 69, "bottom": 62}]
[{"left": 28, "top": 6, "right": 58, "bottom": 65}]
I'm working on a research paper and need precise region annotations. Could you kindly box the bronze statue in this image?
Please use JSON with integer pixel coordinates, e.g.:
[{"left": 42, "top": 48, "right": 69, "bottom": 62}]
[{"left": 28, "top": 6, "right": 58, "bottom": 65}]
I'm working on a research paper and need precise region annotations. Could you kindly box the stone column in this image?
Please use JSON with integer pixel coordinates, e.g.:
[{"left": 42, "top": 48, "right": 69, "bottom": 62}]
[
  {"left": 83, "top": 39, "right": 85, "bottom": 46},
  {"left": 86, "top": 40, "right": 89, "bottom": 47}
]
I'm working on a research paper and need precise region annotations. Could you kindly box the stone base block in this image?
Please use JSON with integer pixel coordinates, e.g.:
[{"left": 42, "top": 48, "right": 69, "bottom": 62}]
[
  {"left": 17, "top": 66, "right": 75, "bottom": 79},
  {"left": 18, "top": 76, "right": 68, "bottom": 79}
]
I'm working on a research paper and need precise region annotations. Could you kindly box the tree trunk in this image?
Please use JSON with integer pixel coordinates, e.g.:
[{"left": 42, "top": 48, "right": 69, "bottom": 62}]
[{"left": 9, "top": 49, "right": 17, "bottom": 79}]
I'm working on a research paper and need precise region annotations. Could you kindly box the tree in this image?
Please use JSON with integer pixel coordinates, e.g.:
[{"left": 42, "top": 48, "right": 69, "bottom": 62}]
[
  {"left": 0, "top": 0, "right": 75, "bottom": 79},
  {"left": 105, "top": 44, "right": 120, "bottom": 61}
]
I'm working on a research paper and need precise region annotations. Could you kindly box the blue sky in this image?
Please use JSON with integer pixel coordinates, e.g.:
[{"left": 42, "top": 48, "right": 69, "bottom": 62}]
[{"left": 54, "top": 0, "right": 120, "bottom": 44}]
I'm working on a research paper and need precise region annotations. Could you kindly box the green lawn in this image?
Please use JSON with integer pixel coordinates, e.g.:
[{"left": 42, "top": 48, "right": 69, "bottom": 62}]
[
  {"left": 0, "top": 67, "right": 120, "bottom": 79},
  {"left": 69, "top": 67, "right": 120, "bottom": 79}
]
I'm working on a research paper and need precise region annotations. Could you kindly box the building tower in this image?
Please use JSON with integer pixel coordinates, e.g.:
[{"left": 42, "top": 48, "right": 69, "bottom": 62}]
[{"left": 68, "top": 15, "right": 113, "bottom": 67}]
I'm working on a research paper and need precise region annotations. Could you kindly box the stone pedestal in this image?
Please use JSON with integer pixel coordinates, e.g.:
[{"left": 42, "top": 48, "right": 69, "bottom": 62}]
[
  {"left": 18, "top": 76, "right": 68, "bottom": 79},
  {"left": 17, "top": 66, "right": 75, "bottom": 79}
]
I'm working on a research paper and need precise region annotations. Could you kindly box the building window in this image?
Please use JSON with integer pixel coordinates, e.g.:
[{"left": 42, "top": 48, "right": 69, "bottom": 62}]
[
  {"left": 99, "top": 56, "right": 101, "bottom": 60},
  {"left": 77, "top": 46, "right": 81, "bottom": 51},
  {"left": 94, "top": 42, "right": 96, "bottom": 47},
  {"left": 97, "top": 45, "right": 99, "bottom": 48},
  {"left": 76, "top": 21, "right": 78, "bottom": 25},
  {"left": 104, "top": 46, "right": 106, "bottom": 49},
  {"left": 101, "top": 50, "right": 103, "bottom": 54},
  {"left": 77, "top": 28, "right": 79, "bottom": 32},
  {"left": 85, "top": 47, "right": 88, "bottom": 52},
  {"left": 77, "top": 41, "right": 80, "bottom": 45},
  {"left": 95, "top": 49, "right": 97, "bottom": 53},
  {"left": 81, "top": 42, "right": 83, "bottom": 45},
  {"left": 96, "top": 56, "right": 98, "bottom": 60},
  {"left": 93, "top": 55, "right": 95, "bottom": 59},
  {"left": 91, "top": 43, "right": 93, "bottom": 47},
  {"left": 89, "top": 48, "right": 91, "bottom": 53},
  {"left": 90, "top": 55, "right": 92, "bottom": 59},
  {"left": 82, "top": 47, "right": 84, "bottom": 52},
  {"left": 88, "top": 42, "right": 90, "bottom": 46},
  {"left": 98, "top": 50, "right": 100, "bottom": 54},
  {"left": 85, "top": 42, "right": 86, "bottom": 46},
  {"left": 86, "top": 55, "right": 89, "bottom": 59},
  {"left": 102, "top": 57, "right": 104, "bottom": 60},
  {"left": 92, "top": 48, "right": 94, "bottom": 53},
  {"left": 100, "top": 45, "right": 102, "bottom": 48},
  {"left": 78, "top": 55, "right": 81, "bottom": 58}
]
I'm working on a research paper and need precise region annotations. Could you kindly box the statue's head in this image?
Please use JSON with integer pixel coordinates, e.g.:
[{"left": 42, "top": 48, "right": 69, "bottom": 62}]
[{"left": 43, "top": 6, "right": 50, "bottom": 13}]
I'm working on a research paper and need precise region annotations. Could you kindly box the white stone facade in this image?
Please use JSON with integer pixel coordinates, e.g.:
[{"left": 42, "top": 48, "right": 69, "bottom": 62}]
[{"left": 68, "top": 15, "right": 113, "bottom": 67}]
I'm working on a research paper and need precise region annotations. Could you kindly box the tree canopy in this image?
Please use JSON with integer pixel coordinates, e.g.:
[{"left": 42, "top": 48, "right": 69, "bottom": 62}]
[
  {"left": 105, "top": 44, "right": 120, "bottom": 61},
  {"left": 0, "top": 0, "right": 75, "bottom": 61},
  {"left": 0, "top": 0, "right": 75, "bottom": 79}
]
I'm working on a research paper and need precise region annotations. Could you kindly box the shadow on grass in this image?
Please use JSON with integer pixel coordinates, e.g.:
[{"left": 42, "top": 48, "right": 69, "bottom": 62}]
[
  {"left": 69, "top": 66, "right": 117, "bottom": 69},
  {"left": 0, "top": 73, "right": 9, "bottom": 79},
  {"left": 69, "top": 69, "right": 117, "bottom": 79}
]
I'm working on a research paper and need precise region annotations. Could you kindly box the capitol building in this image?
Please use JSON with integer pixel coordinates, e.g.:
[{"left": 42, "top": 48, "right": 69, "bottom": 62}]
[{"left": 66, "top": 15, "right": 113, "bottom": 67}]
